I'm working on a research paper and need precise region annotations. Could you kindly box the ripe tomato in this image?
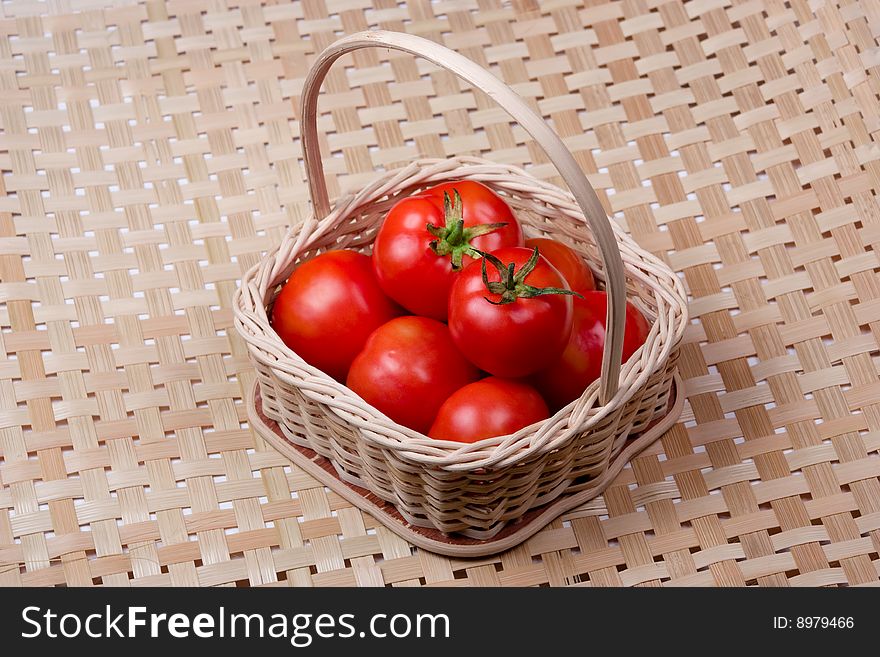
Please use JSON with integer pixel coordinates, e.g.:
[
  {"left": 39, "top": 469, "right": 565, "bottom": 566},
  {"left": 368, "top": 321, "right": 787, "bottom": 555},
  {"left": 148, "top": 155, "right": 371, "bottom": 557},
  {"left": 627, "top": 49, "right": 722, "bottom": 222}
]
[
  {"left": 372, "top": 180, "right": 523, "bottom": 320},
  {"left": 448, "top": 246, "right": 577, "bottom": 378},
  {"left": 346, "top": 316, "right": 480, "bottom": 434},
  {"left": 533, "top": 291, "right": 650, "bottom": 410},
  {"left": 524, "top": 237, "right": 595, "bottom": 296},
  {"left": 428, "top": 377, "right": 549, "bottom": 443},
  {"left": 270, "top": 250, "right": 402, "bottom": 382}
]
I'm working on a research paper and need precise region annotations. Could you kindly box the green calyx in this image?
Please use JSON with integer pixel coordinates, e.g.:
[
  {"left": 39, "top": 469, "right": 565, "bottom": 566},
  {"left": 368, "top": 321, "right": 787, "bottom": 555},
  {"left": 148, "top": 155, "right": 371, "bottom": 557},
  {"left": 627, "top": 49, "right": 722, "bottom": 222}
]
[
  {"left": 477, "top": 247, "right": 584, "bottom": 306},
  {"left": 427, "top": 190, "right": 508, "bottom": 270}
]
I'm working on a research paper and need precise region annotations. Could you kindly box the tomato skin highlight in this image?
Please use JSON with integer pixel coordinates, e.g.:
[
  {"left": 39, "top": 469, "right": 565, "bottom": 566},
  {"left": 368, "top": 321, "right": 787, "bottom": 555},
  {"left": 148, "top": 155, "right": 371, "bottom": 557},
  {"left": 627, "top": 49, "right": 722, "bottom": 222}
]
[
  {"left": 524, "top": 237, "right": 596, "bottom": 296},
  {"left": 346, "top": 316, "right": 481, "bottom": 434},
  {"left": 532, "top": 291, "right": 650, "bottom": 410},
  {"left": 372, "top": 180, "right": 523, "bottom": 320},
  {"left": 270, "top": 250, "right": 403, "bottom": 382},
  {"left": 428, "top": 377, "right": 549, "bottom": 443},
  {"left": 447, "top": 246, "right": 575, "bottom": 378}
]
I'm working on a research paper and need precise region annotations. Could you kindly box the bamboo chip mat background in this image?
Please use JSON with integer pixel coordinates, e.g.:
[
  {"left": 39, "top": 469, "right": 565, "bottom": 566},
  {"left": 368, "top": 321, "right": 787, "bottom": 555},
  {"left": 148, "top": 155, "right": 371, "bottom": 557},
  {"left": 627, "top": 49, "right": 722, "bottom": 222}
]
[{"left": 1, "top": 0, "right": 880, "bottom": 588}]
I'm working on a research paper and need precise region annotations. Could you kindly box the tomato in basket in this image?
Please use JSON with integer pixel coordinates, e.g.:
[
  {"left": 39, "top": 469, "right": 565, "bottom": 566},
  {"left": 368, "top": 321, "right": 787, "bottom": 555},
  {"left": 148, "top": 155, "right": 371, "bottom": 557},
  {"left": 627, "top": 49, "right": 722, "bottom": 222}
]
[
  {"left": 372, "top": 180, "right": 523, "bottom": 320},
  {"left": 270, "top": 250, "right": 403, "bottom": 382},
  {"left": 429, "top": 377, "right": 549, "bottom": 443},
  {"left": 447, "top": 246, "right": 578, "bottom": 378},
  {"left": 533, "top": 291, "right": 650, "bottom": 410},
  {"left": 524, "top": 237, "right": 595, "bottom": 297},
  {"left": 346, "top": 316, "right": 481, "bottom": 434}
]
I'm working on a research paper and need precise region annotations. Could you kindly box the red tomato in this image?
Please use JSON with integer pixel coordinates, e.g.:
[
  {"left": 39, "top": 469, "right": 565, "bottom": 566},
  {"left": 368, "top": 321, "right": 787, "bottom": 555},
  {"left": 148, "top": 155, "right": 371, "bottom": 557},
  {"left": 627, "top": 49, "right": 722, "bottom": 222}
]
[
  {"left": 346, "top": 316, "right": 480, "bottom": 434},
  {"left": 524, "top": 237, "right": 595, "bottom": 296},
  {"left": 533, "top": 291, "right": 650, "bottom": 410},
  {"left": 270, "top": 250, "right": 402, "bottom": 382},
  {"left": 448, "top": 246, "right": 576, "bottom": 378},
  {"left": 372, "top": 180, "right": 523, "bottom": 320},
  {"left": 429, "top": 377, "right": 549, "bottom": 443}
]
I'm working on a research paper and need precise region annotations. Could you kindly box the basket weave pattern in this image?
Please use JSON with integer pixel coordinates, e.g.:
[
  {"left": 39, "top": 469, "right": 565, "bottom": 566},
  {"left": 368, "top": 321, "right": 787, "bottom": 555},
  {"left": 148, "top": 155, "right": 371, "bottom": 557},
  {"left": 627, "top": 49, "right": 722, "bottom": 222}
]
[
  {"left": 237, "top": 154, "right": 686, "bottom": 536},
  {"left": 3, "top": 0, "right": 880, "bottom": 586}
]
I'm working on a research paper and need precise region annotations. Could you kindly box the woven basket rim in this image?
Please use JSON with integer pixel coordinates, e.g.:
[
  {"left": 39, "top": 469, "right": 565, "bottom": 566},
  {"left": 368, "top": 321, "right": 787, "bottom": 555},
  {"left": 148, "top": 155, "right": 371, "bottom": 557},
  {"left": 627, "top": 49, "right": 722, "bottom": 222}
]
[{"left": 234, "top": 155, "right": 688, "bottom": 471}]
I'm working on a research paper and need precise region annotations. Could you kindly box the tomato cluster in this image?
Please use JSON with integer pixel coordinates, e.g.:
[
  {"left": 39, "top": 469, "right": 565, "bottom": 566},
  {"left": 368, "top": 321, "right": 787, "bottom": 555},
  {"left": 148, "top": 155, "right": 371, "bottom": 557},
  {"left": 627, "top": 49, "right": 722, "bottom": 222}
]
[{"left": 271, "top": 181, "right": 649, "bottom": 443}]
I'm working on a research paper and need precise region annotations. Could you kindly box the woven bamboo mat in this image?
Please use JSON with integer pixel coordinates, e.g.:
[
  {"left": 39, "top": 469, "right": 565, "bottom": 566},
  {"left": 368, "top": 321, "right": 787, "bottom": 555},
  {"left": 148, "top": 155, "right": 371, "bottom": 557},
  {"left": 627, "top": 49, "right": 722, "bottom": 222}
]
[{"left": 1, "top": 0, "right": 880, "bottom": 588}]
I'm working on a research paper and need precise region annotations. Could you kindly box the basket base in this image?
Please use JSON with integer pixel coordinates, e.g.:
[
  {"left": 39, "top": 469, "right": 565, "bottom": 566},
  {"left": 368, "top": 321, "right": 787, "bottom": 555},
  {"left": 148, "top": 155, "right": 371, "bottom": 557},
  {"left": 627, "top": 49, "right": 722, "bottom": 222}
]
[{"left": 247, "top": 376, "right": 682, "bottom": 558}]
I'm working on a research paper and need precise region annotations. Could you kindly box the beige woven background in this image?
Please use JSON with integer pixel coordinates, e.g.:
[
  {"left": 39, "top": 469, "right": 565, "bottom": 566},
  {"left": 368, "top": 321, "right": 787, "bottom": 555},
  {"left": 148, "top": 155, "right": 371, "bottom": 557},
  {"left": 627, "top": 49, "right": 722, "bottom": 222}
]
[{"left": 1, "top": 0, "right": 880, "bottom": 587}]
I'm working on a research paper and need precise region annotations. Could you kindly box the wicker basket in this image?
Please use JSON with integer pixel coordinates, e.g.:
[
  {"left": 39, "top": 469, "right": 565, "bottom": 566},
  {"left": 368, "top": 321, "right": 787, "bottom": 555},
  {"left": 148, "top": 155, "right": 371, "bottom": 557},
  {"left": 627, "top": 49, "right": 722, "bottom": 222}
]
[{"left": 234, "top": 31, "right": 688, "bottom": 539}]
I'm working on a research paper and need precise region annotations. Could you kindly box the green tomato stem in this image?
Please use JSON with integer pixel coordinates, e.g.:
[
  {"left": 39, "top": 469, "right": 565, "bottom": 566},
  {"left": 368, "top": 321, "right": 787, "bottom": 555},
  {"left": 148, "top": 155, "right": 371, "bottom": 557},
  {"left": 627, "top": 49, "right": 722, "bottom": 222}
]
[
  {"left": 426, "top": 190, "right": 508, "bottom": 270},
  {"left": 477, "top": 247, "right": 584, "bottom": 306}
]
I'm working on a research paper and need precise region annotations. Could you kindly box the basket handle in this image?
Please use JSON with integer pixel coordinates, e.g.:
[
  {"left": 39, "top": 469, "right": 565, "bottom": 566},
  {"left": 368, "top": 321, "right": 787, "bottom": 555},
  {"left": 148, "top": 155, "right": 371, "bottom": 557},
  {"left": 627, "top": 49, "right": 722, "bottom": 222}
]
[{"left": 301, "top": 30, "right": 626, "bottom": 405}]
